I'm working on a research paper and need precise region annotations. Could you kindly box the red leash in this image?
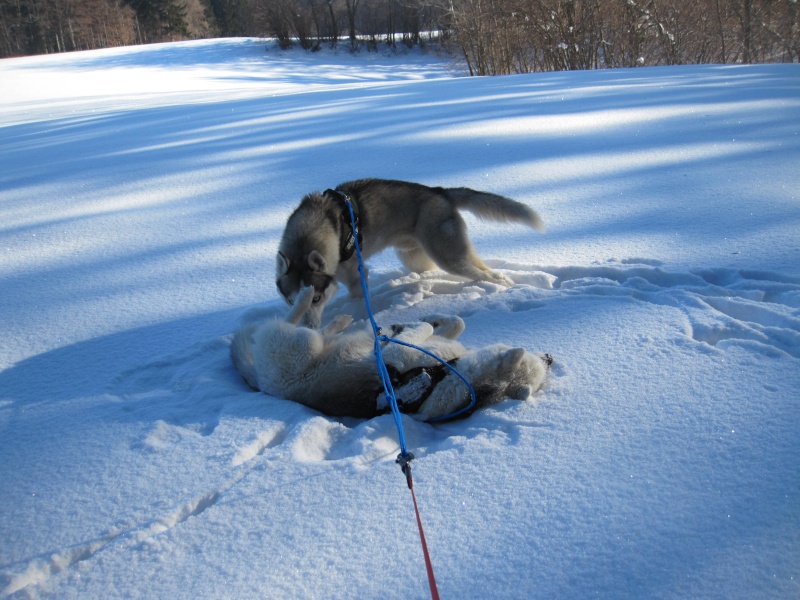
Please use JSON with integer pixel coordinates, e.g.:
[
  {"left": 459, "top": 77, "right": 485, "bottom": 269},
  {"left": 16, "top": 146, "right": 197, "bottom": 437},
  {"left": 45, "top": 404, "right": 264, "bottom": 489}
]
[{"left": 398, "top": 454, "right": 440, "bottom": 600}]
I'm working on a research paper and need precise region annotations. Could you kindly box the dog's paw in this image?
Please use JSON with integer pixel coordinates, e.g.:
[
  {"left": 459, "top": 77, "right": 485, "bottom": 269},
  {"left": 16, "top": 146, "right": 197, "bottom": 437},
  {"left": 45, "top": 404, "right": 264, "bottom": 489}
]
[
  {"left": 482, "top": 270, "right": 515, "bottom": 287},
  {"left": 388, "top": 321, "right": 434, "bottom": 341},
  {"left": 498, "top": 275, "right": 515, "bottom": 287},
  {"left": 420, "top": 314, "right": 448, "bottom": 328},
  {"left": 420, "top": 314, "right": 465, "bottom": 339}
]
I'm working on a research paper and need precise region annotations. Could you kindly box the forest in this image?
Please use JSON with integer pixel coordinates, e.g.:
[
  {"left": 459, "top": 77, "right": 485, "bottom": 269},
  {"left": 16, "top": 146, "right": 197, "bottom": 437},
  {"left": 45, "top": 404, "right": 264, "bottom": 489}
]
[{"left": 1, "top": 0, "right": 798, "bottom": 74}]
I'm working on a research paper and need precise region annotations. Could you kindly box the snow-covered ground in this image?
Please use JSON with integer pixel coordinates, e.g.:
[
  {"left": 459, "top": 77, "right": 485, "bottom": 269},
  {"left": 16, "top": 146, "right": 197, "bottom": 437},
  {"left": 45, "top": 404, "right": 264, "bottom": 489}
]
[{"left": 1, "top": 38, "right": 798, "bottom": 599}]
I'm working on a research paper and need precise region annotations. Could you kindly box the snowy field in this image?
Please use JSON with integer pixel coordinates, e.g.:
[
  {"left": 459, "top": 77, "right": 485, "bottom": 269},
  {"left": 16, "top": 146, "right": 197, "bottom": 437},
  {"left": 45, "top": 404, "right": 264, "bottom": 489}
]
[{"left": 1, "top": 38, "right": 799, "bottom": 599}]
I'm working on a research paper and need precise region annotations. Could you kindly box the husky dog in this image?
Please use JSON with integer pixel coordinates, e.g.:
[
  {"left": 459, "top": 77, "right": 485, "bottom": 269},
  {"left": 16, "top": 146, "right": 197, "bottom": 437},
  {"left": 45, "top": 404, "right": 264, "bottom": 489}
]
[
  {"left": 231, "top": 286, "right": 552, "bottom": 421},
  {"left": 276, "top": 179, "right": 544, "bottom": 327}
]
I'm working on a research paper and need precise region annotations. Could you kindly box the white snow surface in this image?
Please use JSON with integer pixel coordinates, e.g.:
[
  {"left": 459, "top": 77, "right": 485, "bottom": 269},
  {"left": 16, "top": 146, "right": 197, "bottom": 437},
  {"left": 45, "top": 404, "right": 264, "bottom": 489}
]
[{"left": 1, "top": 38, "right": 799, "bottom": 599}]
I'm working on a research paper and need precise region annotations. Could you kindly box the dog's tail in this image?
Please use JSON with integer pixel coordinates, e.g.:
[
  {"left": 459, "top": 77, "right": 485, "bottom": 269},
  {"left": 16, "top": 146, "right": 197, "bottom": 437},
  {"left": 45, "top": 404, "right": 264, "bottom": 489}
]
[{"left": 444, "top": 187, "right": 545, "bottom": 232}]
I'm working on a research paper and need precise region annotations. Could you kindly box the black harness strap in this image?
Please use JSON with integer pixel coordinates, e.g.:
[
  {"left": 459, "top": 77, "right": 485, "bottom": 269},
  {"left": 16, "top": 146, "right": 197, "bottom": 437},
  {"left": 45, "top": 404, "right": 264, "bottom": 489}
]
[
  {"left": 384, "top": 360, "right": 458, "bottom": 414},
  {"left": 325, "top": 188, "right": 362, "bottom": 262}
]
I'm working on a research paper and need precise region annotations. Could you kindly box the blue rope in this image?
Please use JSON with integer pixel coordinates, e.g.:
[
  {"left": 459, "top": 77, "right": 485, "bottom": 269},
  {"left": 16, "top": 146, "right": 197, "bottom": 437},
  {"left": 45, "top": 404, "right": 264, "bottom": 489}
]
[{"left": 341, "top": 195, "right": 477, "bottom": 443}]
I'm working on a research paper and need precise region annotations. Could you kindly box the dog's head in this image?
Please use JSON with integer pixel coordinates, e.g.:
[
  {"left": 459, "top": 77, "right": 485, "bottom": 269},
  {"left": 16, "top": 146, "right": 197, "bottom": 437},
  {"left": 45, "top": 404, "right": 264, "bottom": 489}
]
[{"left": 276, "top": 249, "right": 339, "bottom": 328}]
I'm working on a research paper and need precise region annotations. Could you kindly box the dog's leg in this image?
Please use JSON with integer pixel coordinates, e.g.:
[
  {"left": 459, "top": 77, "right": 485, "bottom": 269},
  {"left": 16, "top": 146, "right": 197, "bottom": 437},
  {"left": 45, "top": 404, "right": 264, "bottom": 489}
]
[
  {"left": 337, "top": 260, "right": 366, "bottom": 298},
  {"left": 381, "top": 322, "right": 436, "bottom": 371},
  {"left": 383, "top": 321, "right": 467, "bottom": 373},
  {"left": 418, "top": 208, "right": 514, "bottom": 287},
  {"left": 396, "top": 243, "right": 436, "bottom": 273},
  {"left": 286, "top": 286, "right": 315, "bottom": 325},
  {"left": 387, "top": 321, "right": 435, "bottom": 344}
]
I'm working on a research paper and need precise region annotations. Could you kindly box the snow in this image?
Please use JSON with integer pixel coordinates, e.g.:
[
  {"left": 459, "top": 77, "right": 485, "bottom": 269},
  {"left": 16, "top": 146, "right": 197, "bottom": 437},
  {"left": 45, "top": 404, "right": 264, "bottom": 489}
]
[{"left": 1, "top": 38, "right": 799, "bottom": 599}]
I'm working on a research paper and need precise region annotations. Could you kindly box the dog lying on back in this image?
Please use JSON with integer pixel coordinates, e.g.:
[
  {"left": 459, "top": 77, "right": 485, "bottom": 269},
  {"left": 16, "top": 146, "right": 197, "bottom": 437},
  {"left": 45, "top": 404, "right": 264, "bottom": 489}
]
[
  {"left": 231, "top": 286, "right": 551, "bottom": 421},
  {"left": 276, "top": 179, "right": 544, "bottom": 327}
]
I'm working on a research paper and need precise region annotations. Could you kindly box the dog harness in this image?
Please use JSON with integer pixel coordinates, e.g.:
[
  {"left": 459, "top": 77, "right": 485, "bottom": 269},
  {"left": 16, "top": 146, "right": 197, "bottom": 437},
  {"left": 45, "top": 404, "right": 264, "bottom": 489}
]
[
  {"left": 380, "top": 359, "right": 463, "bottom": 416},
  {"left": 325, "top": 188, "right": 363, "bottom": 262}
]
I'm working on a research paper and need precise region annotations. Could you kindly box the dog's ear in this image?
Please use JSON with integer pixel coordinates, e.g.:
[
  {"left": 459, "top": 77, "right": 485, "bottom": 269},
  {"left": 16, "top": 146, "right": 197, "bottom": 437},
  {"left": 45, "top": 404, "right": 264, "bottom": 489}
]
[
  {"left": 307, "top": 250, "right": 327, "bottom": 272},
  {"left": 276, "top": 252, "right": 290, "bottom": 275}
]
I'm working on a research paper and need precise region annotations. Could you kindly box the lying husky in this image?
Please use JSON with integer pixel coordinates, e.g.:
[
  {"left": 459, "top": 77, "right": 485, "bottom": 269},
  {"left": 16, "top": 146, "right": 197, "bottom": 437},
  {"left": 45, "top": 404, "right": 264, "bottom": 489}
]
[
  {"left": 276, "top": 179, "right": 544, "bottom": 327},
  {"left": 231, "top": 286, "right": 552, "bottom": 421}
]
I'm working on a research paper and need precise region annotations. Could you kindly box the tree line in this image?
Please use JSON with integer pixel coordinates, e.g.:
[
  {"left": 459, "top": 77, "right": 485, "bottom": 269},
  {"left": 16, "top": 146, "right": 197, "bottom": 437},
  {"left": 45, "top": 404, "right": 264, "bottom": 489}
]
[
  {"left": 2, "top": 0, "right": 798, "bottom": 74},
  {"left": 447, "top": 0, "right": 800, "bottom": 74},
  {"left": 0, "top": 0, "right": 212, "bottom": 55}
]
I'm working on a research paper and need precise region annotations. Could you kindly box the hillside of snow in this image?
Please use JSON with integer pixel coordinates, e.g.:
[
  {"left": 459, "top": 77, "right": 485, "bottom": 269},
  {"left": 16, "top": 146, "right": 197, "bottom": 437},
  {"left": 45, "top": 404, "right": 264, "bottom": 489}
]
[{"left": 1, "top": 38, "right": 799, "bottom": 599}]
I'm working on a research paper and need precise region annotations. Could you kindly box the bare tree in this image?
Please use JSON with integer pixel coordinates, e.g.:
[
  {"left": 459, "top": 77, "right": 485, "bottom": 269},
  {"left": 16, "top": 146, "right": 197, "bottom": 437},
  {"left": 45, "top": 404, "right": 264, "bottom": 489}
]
[
  {"left": 2, "top": 0, "right": 797, "bottom": 66},
  {"left": 343, "top": 0, "right": 360, "bottom": 48},
  {"left": 0, "top": 0, "right": 138, "bottom": 56}
]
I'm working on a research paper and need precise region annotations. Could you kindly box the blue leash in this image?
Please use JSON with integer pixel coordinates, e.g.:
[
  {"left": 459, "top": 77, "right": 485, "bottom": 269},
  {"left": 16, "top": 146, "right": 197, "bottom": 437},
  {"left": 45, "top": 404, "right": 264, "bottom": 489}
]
[
  {"left": 339, "top": 194, "right": 477, "bottom": 450},
  {"left": 338, "top": 191, "right": 463, "bottom": 600}
]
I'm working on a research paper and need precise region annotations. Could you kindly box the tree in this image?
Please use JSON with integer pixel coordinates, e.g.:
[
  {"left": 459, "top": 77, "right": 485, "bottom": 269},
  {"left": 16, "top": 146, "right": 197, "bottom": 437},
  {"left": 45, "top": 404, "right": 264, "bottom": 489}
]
[
  {"left": 0, "top": 0, "right": 138, "bottom": 57},
  {"left": 124, "top": 0, "right": 189, "bottom": 43},
  {"left": 2, "top": 0, "right": 797, "bottom": 65}
]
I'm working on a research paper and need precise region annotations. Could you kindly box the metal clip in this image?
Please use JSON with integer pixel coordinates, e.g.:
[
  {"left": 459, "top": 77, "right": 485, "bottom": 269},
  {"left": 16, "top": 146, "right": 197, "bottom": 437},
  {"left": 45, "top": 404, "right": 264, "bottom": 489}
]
[{"left": 396, "top": 452, "right": 415, "bottom": 488}]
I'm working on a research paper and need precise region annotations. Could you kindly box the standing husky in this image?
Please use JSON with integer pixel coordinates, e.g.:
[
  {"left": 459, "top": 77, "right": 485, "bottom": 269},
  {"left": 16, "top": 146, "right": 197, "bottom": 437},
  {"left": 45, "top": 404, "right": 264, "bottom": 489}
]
[
  {"left": 276, "top": 179, "right": 544, "bottom": 327},
  {"left": 231, "top": 286, "right": 552, "bottom": 421}
]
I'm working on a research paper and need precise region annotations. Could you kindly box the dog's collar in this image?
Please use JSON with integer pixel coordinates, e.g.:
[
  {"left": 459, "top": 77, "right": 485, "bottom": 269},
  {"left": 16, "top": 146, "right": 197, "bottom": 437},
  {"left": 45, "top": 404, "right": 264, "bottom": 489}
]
[{"left": 325, "top": 188, "right": 362, "bottom": 262}]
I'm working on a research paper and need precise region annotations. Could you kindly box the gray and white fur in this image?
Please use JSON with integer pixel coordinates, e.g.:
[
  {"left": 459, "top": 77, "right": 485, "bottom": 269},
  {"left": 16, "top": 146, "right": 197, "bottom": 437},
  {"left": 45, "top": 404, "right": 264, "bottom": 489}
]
[
  {"left": 276, "top": 179, "right": 544, "bottom": 328},
  {"left": 231, "top": 286, "right": 551, "bottom": 421}
]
